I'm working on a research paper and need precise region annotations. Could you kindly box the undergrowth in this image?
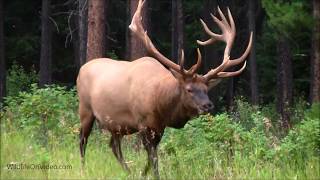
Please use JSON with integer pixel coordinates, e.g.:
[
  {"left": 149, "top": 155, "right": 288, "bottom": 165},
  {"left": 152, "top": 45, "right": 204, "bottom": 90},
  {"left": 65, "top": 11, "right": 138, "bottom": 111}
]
[{"left": 1, "top": 85, "right": 319, "bottom": 179}]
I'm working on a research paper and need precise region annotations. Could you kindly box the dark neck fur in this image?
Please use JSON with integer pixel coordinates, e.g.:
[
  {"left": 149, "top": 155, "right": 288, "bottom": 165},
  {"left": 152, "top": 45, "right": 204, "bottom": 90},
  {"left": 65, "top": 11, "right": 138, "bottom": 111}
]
[{"left": 154, "top": 77, "right": 197, "bottom": 129}]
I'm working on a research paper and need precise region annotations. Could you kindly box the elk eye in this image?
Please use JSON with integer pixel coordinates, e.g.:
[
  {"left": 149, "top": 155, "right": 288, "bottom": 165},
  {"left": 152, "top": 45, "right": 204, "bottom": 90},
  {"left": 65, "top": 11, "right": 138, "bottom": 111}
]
[{"left": 187, "top": 88, "right": 193, "bottom": 93}]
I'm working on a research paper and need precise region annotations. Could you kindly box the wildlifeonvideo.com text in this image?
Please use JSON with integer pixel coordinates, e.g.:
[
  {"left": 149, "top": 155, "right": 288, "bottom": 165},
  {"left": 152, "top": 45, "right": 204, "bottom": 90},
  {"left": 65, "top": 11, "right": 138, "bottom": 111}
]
[{"left": 6, "top": 163, "right": 72, "bottom": 170}]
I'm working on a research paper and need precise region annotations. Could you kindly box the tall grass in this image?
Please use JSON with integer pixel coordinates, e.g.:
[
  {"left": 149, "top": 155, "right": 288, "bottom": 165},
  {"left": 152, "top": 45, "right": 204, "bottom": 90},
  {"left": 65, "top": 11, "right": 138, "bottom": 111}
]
[
  {"left": 1, "top": 85, "right": 319, "bottom": 179},
  {"left": 1, "top": 124, "right": 319, "bottom": 179}
]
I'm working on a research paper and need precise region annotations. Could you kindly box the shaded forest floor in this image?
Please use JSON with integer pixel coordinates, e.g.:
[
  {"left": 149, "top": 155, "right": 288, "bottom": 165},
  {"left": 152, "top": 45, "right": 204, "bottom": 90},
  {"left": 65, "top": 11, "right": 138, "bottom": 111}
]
[{"left": 1, "top": 85, "right": 319, "bottom": 179}]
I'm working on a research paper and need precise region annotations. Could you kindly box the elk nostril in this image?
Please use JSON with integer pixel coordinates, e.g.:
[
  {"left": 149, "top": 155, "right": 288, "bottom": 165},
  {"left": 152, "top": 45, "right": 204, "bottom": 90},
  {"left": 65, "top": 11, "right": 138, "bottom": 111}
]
[
  {"left": 207, "top": 102, "right": 214, "bottom": 110},
  {"left": 209, "top": 102, "right": 214, "bottom": 109},
  {"left": 202, "top": 102, "right": 213, "bottom": 110}
]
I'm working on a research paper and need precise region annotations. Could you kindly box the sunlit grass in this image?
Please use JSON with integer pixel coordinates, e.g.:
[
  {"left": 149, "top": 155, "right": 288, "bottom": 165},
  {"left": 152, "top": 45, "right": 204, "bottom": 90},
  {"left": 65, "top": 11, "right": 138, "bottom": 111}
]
[
  {"left": 1, "top": 85, "right": 319, "bottom": 179},
  {"left": 1, "top": 129, "right": 319, "bottom": 180}
]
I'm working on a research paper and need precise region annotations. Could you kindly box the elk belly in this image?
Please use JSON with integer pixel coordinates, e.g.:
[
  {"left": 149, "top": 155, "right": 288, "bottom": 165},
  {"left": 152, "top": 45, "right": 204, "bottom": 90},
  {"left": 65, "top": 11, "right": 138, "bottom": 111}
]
[{"left": 96, "top": 112, "right": 139, "bottom": 135}]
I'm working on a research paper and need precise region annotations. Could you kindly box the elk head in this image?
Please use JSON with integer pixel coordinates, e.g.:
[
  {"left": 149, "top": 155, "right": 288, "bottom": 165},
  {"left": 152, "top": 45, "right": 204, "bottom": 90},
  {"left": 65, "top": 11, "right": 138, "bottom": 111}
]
[{"left": 129, "top": 0, "right": 253, "bottom": 114}]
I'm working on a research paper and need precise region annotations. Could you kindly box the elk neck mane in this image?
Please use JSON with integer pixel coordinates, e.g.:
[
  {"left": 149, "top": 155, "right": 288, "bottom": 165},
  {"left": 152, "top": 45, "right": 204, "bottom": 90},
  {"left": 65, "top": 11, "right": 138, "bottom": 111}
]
[{"left": 153, "top": 72, "right": 198, "bottom": 129}]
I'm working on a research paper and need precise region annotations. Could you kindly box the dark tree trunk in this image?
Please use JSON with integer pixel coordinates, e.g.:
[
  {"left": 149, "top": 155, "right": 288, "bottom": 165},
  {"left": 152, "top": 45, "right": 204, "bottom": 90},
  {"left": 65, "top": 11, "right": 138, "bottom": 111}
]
[
  {"left": 67, "top": 2, "right": 80, "bottom": 70},
  {"left": 39, "top": 0, "right": 52, "bottom": 87},
  {"left": 127, "top": 0, "right": 149, "bottom": 61},
  {"left": 72, "top": 29, "right": 80, "bottom": 69},
  {"left": 0, "top": 0, "right": 5, "bottom": 103},
  {"left": 277, "top": 37, "right": 293, "bottom": 130},
  {"left": 310, "top": 0, "right": 320, "bottom": 104},
  {"left": 79, "top": 0, "right": 88, "bottom": 65},
  {"left": 125, "top": 0, "right": 131, "bottom": 60},
  {"left": 86, "top": 0, "right": 106, "bottom": 61},
  {"left": 171, "top": 0, "right": 184, "bottom": 63},
  {"left": 248, "top": 0, "right": 259, "bottom": 105},
  {"left": 226, "top": 77, "right": 234, "bottom": 112},
  {"left": 39, "top": 1, "right": 51, "bottom": 175}
]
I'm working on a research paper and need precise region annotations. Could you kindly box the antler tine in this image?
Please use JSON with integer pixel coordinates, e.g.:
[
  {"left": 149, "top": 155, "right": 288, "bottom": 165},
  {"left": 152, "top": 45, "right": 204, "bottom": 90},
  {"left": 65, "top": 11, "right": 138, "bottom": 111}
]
[
  {"left": 129, "top": 0, "right": 145, "bottom": 39},
  {"left": 197, "top": 19, "right": 222, "bottom": 46},
  {"left": 217, "top": 61, "right": 247, "bottom": 78},
  {"left": 227, "top": 8, "right": 236, "bottom": 34},
  {"left": 217, "top": 6, "right": 229, "bottom": 27},
  {"left": 198, "top": 6, "right": 252, "bottom": 81},
  {"left": 224, "top": 32, "right": 253, "bottom": 68},
  {"left": 179, "top": 49, "right": 186, "bottom": 75},
  {"left": 214, "top": 32, "right": 252, "bottom": 77},
  {"left": 130, "top": 0, "right": 206, "bottom": 77},
  {"left": 197, "top": 7, "right": 235, "bottom": 80},
  {"left": 188, "top": 48, "right": 202, "bottom": 74},
  {"left": 210, "top": 14, "right": 225, "bottom": 32},
  {"left": 130, "top": 0, "right": 204, "bottom": 77},
  {"left": 129, "top": 0, "right": 187, "bottom": 74},
  {"left": 203, "top": 56, "right": 229, "bottom": 80},
  {"left": 210, "top": 10, "right": 235, "bottom": 58}
]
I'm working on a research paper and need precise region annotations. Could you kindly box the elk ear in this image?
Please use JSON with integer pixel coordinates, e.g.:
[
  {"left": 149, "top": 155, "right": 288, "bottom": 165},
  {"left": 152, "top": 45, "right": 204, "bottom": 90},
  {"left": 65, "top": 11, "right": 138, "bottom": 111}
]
[{"left": 207, "top": 79, "right": 222, "bottom": 90}]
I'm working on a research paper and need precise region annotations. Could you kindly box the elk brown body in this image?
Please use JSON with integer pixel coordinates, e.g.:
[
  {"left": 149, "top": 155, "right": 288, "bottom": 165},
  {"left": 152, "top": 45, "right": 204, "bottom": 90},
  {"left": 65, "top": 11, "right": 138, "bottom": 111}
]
[{"left": 77, "top": 0, "right": 252, "bottom": 179}]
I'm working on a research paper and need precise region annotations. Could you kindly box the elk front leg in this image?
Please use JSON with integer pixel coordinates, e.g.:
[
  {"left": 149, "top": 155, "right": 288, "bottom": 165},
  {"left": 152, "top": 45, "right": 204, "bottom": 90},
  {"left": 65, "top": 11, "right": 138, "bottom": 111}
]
[
  {"left": 141, "top": 128, "right": 163, "bottom": 179},
  {"left": 109, "top": 134, "right": 130, "bottom": 171}
]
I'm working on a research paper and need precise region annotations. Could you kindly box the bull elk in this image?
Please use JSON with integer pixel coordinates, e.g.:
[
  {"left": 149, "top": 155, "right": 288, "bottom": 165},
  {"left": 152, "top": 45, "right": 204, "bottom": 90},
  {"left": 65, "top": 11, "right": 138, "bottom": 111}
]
[{"left": 77, "top": 0, "right": 252, "bottom": 178}]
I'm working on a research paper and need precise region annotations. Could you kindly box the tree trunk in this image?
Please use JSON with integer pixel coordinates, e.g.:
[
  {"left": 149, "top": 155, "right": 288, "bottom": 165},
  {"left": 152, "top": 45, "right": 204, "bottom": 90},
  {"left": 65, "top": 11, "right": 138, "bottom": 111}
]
[
  {"left": 0, "top": 0, "right": 5, "bottom": 103},
  {"left": 248, "top": 0, "right": 259, "bottom": 105},
  {"left": 127, "top": 0, "right": 149, "bottom": 61},
  {"left": 72, "top": 28, "right": 80, "bottom": 69},
  {"left": 171, "top": 0, "right": 184, "bottom": 63},
  {"left": 78, "top": 0, "right": 88, "bottom": 66},
  {"left": 86, "top": 0, "right": 106, "bottom": 61},
  {"left": 310, "top": 0, "right": 320, "bottom": 104},
  {"left": 277, "top": 37, "right": 293, "bottom": 130},
  {"left": 39, "top": 0, "right": 52, "bottom": 87},
  {"left": 125, "top": 0, "right": 131, "bottom": 60},
  {"left": 68, "top": 2, "right": 80, "bottom": 70},
  {"left": 226, "top": 77, "right": 235, "bottom": 112}
]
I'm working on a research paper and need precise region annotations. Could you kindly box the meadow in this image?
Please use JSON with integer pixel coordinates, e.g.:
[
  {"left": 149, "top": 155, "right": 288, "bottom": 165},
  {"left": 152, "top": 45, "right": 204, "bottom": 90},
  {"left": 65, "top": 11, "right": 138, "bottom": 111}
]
[{"left": 1, "top": 85, "right": 319, "bottom": 179}]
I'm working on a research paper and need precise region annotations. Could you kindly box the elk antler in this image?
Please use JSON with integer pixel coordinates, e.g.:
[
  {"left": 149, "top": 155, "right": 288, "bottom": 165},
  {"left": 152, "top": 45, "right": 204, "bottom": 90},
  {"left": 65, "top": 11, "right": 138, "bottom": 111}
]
[
  {"left": 129, "top": 0, "right": 202, "bottom": 76},
  {"left": 197, "top": 7, "right": 253, "bottom": 80}
]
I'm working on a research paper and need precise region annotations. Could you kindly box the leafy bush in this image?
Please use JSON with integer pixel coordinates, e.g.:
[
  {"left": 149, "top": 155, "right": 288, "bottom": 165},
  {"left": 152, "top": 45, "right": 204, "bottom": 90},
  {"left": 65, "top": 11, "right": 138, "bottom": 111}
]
[
  {"left": 162, "top": 100, "right": 319, "bottom": 166},
  {"left": 6, "top": 62, "right": 38, "bottom": 97},
  {"left": 1, "top": 90, "right": 319, "bottom": 179},
  {"left": 291, "top": 97, "right": 309, "bottom": 125},
  {"left": 231, "top": 98, "right": 258, "bottom": 130},
  {"left": 162, "top": 113, "right": 267, "bottom": 162},
  {"left": 279, "top": 103, "right": 320, "bottom": 159},
  {"left": 2, "top": 84, "right": 78, "bottom": 144}
]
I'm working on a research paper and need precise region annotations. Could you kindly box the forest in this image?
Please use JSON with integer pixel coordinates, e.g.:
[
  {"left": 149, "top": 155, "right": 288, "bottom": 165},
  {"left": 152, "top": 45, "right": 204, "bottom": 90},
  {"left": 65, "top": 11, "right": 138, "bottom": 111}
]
[{"left": 0, "top": 0, "right": 319, "bottom": 179}]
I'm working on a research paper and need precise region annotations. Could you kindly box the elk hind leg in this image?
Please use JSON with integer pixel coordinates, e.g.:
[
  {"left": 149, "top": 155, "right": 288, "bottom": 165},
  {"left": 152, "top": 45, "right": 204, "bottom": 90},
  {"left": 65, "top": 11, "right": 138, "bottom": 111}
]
[{"left": 79, "top": 104, "right": 95, "bottom": 168}]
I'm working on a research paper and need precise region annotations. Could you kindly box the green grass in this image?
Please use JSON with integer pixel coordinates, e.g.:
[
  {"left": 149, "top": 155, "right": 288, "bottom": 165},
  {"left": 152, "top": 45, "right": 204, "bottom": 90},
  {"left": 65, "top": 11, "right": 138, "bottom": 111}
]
[
  {"left": 1, "top": 127, "right": 319, "bottom": 180},
  {"left": 1, "top": 86, "right": 319, "bottom": 179}
]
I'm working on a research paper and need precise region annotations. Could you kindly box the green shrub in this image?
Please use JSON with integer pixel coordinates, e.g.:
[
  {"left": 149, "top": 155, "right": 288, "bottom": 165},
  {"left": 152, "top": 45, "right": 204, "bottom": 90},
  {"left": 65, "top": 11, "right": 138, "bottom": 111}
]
[
  {"left": 279, "top": 103, "right": 320, "bottom": 160},
  {"left": 1, "top": 91, "right": 319, "bottom": 179},
  {"left": 162, "top": 100, "right": 319, "bottom": 165},
  {"left": 6, "top": 62, "right": 38, "bottom": 97},
  {"left": 2, "top": 84, "right": 79, "bottom": 145},
  {"left": 291, "top": 97, "right": 309, "bottom": 125},
  {"left": 231, "top": 98, "right": 253, "bottom": 128},
  {"left": 162, "top": 113, "right": 270, "bottom": 162},
  {"left": 260, "top": 103, "right": 279, "bottom": 124}
]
